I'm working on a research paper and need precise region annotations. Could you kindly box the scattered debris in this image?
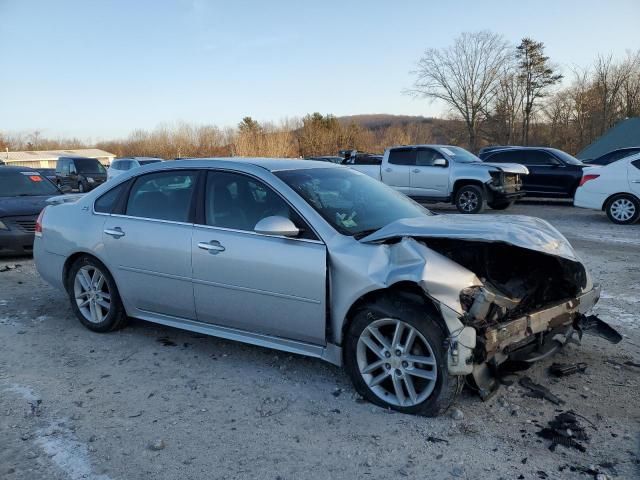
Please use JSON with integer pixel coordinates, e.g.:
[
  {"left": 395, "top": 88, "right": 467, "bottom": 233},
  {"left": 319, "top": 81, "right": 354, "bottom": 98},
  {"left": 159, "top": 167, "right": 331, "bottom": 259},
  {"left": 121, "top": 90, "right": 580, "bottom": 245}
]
[
  {"left": 257, "top": 396, "right": 290, "bottom": 418},
  {"left": 148, "top": 439, "right": 166, "bottom": 451},
  {"left": 0, "top": 264, "right": 20, "bottom": 272},
  {"left": 157, "top": 337, "right": 177, "bottom": 347},
  {"left": 624, "top": 360, "right": 640, "bottom": 369},
  {"left": 519, "top": 376, "right": 564, "bottom": 405},
  {"left": 331, "top": 388, "right": 343, "bottom": 397},
  {"left": 549, "top": 362, "right": 587, "bottom": 377},
  {"left": 449, "top": 408, "right": 464, "bottom": 421},
  {"left": 537, "top": 411, "right": 589, "bottom": 452},
  {"left": 426, "top": 436, "right": 449, "bottom": 444}
]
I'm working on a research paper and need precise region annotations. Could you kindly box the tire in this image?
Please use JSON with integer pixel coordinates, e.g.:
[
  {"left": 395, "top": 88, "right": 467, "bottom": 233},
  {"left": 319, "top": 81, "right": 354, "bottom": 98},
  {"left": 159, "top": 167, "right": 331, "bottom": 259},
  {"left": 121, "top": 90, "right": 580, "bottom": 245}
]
[
  {"left": 605, "top": 194, "right": 640, "bottom": 225},
  {"left": 455, "top": 184, "right": 485, "bottom": 214},
  {"left": 344, "top": 297, "right": 461, "bottom": 416},
  {"left": 488, "top": 200, "right": 515, "bottom": 210},
  {"left": 66, "top": 255, "right": 127, "bottom": 332}
]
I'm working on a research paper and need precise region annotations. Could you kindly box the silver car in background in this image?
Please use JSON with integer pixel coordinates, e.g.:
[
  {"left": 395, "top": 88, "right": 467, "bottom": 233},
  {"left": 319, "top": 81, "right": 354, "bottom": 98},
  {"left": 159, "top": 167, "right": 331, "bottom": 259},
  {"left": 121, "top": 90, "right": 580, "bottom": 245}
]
[
  {"left": 107, "top": 157, "right": 164, "bottom": 181},
  {"left": 34, "top": 159, "right": 619, "bottom": 415}
]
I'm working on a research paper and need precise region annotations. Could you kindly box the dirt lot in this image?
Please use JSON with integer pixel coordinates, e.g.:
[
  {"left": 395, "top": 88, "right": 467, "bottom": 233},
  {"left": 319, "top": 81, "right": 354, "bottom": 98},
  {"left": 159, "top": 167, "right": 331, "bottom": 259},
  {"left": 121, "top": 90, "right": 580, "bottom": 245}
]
[{"left": 1, "top": 202, "right": 639, "bottom": 480}]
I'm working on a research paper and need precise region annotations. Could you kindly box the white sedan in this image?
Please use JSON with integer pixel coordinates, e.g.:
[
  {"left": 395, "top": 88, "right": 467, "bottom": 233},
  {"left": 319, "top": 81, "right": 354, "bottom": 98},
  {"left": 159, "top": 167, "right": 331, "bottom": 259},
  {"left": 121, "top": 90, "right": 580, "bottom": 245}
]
[{"left": 574, "top": 153, "right": 640, "bottom": 224}]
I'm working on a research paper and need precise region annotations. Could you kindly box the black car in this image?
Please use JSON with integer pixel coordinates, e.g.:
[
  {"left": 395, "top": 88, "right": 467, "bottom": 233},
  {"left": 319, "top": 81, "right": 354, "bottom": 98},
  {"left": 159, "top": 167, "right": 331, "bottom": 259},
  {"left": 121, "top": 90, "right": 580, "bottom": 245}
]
[
  {"left": 583, "top": 147, "right": 640, "bottom": 166},
  {"left": 55, "top": 157, "right": 107, "bottom": 193},
  {"left": 0, "top": 167, "right": 63, "bottom": 254},
  {"left": 479, "top": 146, "right": 585, "bottom": 198}
]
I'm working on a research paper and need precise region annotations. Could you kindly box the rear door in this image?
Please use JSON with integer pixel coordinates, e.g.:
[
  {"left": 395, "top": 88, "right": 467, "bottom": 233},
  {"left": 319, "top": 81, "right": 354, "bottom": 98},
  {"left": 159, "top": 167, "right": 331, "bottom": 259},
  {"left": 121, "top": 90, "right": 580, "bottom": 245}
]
[
  {"left": 410, "top": 147, "right": 450, "bottom": 197},
  {"left": 191, "top": 170, "right": 327, "bottom": 344},
  {"left": 384, "top": 148, "right": 415, "bottom": 195},
  {"left": 102, "top": 170, "right": 198, "bottom": 320}
]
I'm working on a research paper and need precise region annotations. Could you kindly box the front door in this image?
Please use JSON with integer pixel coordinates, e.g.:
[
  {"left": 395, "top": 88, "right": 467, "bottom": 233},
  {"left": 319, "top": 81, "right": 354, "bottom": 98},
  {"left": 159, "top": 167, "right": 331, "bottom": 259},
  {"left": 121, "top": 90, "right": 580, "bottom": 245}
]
[
  {"left": 410, "top": 148, "right": 450, "bottom": 198},
  {"left": 102, "top": 170, "right": 198, "bottom": 320},
  {"left": 192, "top": 170, "right": 327, "bottom": 344}
]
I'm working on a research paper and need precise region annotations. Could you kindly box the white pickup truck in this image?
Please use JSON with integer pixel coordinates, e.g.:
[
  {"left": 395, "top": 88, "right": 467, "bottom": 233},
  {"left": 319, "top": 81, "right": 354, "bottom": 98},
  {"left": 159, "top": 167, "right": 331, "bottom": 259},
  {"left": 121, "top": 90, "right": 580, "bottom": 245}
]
[{"left": 344, "top": 145, "right": 528, "bottom": 213}]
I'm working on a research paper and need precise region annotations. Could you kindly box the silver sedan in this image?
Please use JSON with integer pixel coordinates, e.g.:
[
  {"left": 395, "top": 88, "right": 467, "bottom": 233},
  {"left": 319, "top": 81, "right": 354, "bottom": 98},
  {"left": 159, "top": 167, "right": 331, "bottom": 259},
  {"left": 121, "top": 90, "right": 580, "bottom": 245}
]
[{"left": 34, "top": 159, "right": 619, "bottom": 415}]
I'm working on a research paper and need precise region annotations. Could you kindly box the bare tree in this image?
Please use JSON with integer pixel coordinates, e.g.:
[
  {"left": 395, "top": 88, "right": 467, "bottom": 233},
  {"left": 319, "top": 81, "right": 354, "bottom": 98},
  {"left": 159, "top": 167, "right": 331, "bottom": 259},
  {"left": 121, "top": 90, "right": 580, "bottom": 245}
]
[
  {"left": 409, "top": 31, "right": 509, "bottom": 151},
  {"left": 516, "top": 38, "right": 563, "bottom": 145}
]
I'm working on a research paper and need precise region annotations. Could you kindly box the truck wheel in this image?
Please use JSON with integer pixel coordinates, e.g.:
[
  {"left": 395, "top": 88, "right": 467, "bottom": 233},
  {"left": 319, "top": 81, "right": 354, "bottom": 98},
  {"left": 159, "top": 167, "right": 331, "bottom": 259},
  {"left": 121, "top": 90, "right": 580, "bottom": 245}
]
[
  {"left": 344, "top": 300, "right": 461, "bottom": 416},
  {"left": 455, "top": 185, "right": 485, "bottom": 214},
  {"left": 66, "top": 255, "right": 128, "bottom": 332},
  {"left": 488, "top": 200, "right": 514, "bottom": 210},
  {"left": 605, "top": 194, "right": 640, "bottom": 225}
]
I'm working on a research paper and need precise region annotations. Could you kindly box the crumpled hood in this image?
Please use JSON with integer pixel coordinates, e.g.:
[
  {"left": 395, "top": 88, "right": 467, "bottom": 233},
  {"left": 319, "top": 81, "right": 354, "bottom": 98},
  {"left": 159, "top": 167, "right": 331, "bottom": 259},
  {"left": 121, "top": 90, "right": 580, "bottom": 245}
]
[
  {"left": 360, "top": 214, "right": 579, "bottom": 262},
  {"left": 471, "top": 162, "right": 529, "bottom": 175},
  {"left": 0, "top": 195, "right": 60, "bottom": 217}
]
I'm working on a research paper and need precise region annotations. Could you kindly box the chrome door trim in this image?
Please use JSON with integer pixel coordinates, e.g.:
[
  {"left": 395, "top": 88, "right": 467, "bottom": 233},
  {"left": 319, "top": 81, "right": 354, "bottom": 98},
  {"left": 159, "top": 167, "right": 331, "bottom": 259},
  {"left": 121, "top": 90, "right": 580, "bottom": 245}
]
[
  {"left": 118, "top": 265, "right": 192, "bottom": 283},
  {"left": 192, "top": 222, "right": 324, "bottom": 245}
]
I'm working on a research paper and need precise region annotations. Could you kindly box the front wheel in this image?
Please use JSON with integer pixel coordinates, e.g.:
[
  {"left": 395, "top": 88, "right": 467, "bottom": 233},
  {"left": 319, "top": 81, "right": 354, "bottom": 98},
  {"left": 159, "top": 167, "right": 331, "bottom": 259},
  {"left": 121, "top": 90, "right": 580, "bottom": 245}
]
[
  {"left": 488, "top": 200, "right": 515, "bottom": 210},
  {"left": 605, "top": 194, "right": 640, "bottom": 225},
  {"left": 344, "top": 301, "right": 461, "bottom": 416},
  {"left": 455, "top": 184, "right": 485, "bottom": 214}
]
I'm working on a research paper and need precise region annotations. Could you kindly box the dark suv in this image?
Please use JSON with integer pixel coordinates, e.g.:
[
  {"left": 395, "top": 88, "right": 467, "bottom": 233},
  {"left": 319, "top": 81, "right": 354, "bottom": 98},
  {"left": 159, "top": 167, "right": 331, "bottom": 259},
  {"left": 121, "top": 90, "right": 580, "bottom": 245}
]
[
  {"left": 584, "top": 147, "right": 640, "bottom": 166},
  {"left": 55, "top": 157, "right": 107, "bottom": 193},
  {"left": 479, "top": 147, "right": 585, "bottom": 198}
]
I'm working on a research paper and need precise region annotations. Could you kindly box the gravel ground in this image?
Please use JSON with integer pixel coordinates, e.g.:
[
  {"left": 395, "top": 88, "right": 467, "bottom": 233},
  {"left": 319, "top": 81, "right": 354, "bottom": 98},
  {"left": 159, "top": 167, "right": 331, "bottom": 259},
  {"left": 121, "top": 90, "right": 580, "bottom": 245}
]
[{"left": 1, "top": 202, "right": 639, "bottom": 480}]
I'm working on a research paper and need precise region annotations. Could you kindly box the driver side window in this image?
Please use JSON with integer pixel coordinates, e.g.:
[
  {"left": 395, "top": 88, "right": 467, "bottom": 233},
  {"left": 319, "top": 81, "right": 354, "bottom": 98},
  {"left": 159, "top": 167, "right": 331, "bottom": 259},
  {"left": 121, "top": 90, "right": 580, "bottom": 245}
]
[{"left": 204, "top": 171, "right": 315, "bottom": 239}]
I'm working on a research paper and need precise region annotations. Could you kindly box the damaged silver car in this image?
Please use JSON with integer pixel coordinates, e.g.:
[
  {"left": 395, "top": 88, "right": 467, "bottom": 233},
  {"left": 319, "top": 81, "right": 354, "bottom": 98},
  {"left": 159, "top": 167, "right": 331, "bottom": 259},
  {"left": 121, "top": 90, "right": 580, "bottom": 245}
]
[{"left": 34, "top": 159, "right": 621, "bottom": 416}]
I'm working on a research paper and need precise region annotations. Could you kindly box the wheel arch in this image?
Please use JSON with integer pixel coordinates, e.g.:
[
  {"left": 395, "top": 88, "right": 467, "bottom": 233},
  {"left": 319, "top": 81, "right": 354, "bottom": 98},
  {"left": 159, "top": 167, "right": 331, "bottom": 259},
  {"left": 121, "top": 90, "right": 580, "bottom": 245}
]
[
  {"left": 340, "top": 281, "right": 448, "bottom": 351},
  {"left": 601, "top": 191, "right": 639, "bottom": 211},
  {"left": 62, "top": 251, "right": 121, "bottom": 296},
  {"left": 451, "top": 179, "right": 486, "bottom": 202}
]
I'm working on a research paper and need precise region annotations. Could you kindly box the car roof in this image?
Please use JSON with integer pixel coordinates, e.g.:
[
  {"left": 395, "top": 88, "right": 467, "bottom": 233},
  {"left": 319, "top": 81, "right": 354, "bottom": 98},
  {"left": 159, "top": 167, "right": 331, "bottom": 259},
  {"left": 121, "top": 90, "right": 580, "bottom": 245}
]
[
  {"left": 0, "top": 166, "right": 36, "bottom": 174},
  {"left": 138, "top": 157, "right": 343, "bottom": 173}
]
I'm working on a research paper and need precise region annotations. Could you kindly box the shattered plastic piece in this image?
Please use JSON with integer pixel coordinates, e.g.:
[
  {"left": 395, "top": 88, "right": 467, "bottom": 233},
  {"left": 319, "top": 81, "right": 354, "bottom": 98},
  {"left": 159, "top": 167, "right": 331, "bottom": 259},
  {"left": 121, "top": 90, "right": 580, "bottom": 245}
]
[
  {"left": 549, "top": 362, "right": 587, "bottom": 377},
  {"left": 519, "top": 376, "right": 564, "bottom": 405},
  {"left": 537, "top": 411, "right": 589, "bottom": 452}
]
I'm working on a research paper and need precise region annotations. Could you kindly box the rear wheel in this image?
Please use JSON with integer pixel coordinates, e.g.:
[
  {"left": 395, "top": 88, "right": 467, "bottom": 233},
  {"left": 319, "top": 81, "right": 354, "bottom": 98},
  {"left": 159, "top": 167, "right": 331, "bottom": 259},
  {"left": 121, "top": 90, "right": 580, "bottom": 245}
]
[
  {"left": 344, "top": 299, "right": 461, "bottom": 416},
  {"left": 455, "top": 184, "right": 485, "bottom": 214},
  {"left": 67, "top": 256, "right": 127, "bottom": 332},
  {"left": 488, "top": 200, "right": 515, "bottom": 210},
  {"left": 605, "top": 194, "right": 639, "bottom": 225}
]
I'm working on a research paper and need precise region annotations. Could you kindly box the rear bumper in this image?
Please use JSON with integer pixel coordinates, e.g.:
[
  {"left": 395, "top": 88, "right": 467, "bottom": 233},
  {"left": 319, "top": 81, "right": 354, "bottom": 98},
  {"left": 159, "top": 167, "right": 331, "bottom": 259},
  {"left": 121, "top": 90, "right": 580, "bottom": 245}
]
[
  {"left": 574, "top": 188, "right": 606, "bottom": 210},
  {"left": 33, "top": 238, "right": 66, "bottom": 291}
]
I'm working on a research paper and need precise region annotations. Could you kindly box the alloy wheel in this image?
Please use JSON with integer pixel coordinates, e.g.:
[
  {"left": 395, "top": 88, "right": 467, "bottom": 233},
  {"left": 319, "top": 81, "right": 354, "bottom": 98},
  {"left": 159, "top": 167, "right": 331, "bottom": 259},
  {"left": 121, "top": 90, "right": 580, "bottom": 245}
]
[
  {"left": 458, "top": 191, "right": 479, "bottom": 212},
  {"left": 73, "top": 265, "right": 111, "bottom": 324},
  {"left": 610, "top": 198, "right": 636, "bottom": 222},
  {"left": 356, "top": 318, "right": 438, "bottom": 407}
]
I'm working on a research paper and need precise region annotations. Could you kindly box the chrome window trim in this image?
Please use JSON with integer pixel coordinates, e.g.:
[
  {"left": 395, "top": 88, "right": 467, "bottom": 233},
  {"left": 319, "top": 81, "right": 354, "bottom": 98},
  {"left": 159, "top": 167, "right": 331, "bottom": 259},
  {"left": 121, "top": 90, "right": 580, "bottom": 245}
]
[{"left": 192, "top": 222, "right": 325, "bottom": 245}]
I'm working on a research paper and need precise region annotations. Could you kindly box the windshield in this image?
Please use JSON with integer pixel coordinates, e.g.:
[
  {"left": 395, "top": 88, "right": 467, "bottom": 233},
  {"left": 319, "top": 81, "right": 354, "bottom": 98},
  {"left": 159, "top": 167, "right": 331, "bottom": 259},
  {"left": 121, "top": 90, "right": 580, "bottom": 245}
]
[
  {"left": 441, "top": 146, "right": 482, "bottom": 163},
  {"left": 0, "top": 171, "right": 60, "bottom": 197},
  {"left": 276, "top": 168, "right": 431, "bottom": 237},
  {"left": 550, "top": 149, "right": 584, "bottom": 166},
  {"left": 74, "top": 159, "right": 107, "bottom": 174}
]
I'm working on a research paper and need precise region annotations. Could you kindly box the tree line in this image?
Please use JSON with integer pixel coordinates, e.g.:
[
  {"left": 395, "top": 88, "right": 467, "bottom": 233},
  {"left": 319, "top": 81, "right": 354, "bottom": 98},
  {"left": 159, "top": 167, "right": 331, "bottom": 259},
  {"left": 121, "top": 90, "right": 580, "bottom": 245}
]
[{"left": 2, "top": 30, "right": 639, "bottom": 158}]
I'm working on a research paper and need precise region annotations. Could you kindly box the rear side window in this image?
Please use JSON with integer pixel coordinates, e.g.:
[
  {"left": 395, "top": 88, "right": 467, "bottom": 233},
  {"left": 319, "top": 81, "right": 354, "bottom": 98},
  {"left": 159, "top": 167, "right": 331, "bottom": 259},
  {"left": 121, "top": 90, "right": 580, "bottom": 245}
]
[
  {"left": 388, "top": 149, "right": 416, "bottom": 166},
  {"left": 125, "top": 171, "right": 197, "bottom": 222},
  {"left": 487, "top": 151, "right": 525, "bottom": 164},
  {"left": 94, "top": 182, "right": 128, "bottom": 213}
]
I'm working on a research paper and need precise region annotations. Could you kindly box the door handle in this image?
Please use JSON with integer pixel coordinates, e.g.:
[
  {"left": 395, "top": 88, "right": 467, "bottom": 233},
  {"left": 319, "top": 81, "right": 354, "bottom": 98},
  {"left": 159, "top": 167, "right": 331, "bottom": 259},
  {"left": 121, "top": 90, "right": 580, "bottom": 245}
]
[
  {"left": 412, "top": 168, "right": 420, "bottom": 173},
  {"left": 104, "top": 228, "right": 125, "bottom": 238},
  {"left": 384, "top": 168, "right": 392, "bottom": 172},
  {"left": 632, "top": 180, "right": 640, "bottom": 184},
  {"left": 198, "top": 240, "right": 226, "bottom": 254}
]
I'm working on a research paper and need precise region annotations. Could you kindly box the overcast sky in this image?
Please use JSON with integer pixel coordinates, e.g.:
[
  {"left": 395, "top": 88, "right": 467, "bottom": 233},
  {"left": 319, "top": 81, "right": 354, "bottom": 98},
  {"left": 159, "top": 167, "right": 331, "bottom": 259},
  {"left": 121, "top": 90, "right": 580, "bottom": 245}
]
[{"left": 1, "top": 0, "right": 639, "bottom": 141}]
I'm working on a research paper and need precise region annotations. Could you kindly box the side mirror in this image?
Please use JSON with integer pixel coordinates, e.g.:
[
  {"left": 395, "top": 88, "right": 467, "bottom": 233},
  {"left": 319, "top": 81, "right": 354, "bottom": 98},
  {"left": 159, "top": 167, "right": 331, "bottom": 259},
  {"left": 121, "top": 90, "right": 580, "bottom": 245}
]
[
  {"left": 254, "top": 216, "right": 300, "bottom": 237},
  {"left": 433, "top": 158, "right": 447, "bottom": 167}
]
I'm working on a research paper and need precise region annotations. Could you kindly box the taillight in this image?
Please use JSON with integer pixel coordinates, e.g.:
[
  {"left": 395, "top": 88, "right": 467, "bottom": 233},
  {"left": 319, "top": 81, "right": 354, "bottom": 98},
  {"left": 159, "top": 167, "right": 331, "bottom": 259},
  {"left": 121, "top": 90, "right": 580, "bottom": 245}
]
[
  {"left": 579, "top": 174, "right": 600, "bottom": 187},
  {"left": 35, "top": 208, "right": 46, "bottom": 237}
]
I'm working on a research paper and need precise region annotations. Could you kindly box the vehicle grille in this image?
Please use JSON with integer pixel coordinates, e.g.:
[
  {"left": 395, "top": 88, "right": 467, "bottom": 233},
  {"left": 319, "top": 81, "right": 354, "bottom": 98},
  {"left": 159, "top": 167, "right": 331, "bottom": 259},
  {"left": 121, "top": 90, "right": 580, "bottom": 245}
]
[
  {"left": 504, "top": 174, "right": 522, "bottom": 189},
  {"left": 5, "top": 216, "right": 37, "bottom": 233}
]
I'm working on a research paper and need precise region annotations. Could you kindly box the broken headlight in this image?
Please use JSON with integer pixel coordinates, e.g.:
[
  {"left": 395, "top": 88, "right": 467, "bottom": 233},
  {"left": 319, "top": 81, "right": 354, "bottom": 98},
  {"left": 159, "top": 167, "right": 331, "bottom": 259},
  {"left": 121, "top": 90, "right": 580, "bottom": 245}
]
[{"left": 460, "top": 286, "right": 483, "bottom": 312}]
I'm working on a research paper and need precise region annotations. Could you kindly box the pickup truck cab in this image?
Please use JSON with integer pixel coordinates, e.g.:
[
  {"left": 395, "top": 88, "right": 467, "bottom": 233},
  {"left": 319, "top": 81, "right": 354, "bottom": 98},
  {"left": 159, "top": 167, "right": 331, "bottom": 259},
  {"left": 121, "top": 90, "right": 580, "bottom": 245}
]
[{"left": 346, "top": 145, "right": 528, "bottom": 213}]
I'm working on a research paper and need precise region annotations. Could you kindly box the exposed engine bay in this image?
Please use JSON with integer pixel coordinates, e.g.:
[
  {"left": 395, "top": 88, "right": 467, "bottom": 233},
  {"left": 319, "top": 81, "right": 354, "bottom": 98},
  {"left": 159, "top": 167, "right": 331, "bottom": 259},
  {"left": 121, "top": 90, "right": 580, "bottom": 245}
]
[{"left": 421, "top": 239, "right": 587, "bottom": 326}]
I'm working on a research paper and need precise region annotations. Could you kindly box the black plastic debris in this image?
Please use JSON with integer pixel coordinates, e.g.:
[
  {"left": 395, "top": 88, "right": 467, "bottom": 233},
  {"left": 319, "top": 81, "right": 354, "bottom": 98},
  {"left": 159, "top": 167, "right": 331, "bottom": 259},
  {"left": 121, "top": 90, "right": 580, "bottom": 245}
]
[
  {"left": 519, "top": 376, "right": 565, "bottom": 405},
  {"left": 426, "top": 436, "right": 449, "bottom": 444},
  {"left": 157, "top": 337, "right": 177, "bottom": 347},
  {"left": 537, "top": 411, "right": 589, "bottom": 452},
  {"left": 549, "top": 362, "right": 587, "bottom": 377}
]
